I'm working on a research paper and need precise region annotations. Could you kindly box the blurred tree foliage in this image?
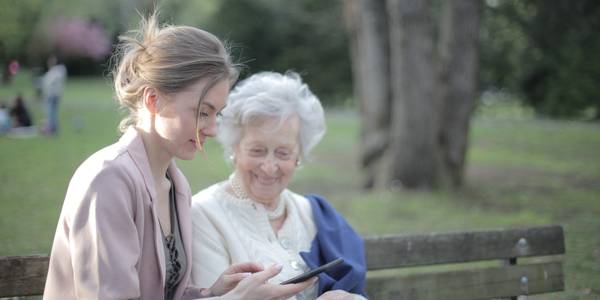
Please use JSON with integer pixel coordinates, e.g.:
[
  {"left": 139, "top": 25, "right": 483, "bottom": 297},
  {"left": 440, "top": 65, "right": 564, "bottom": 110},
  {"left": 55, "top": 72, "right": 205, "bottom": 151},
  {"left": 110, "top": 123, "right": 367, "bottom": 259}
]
[
  {"left": 2, "top": 0, "right": 599, "bottom": 114},
  {"left": 481, "top": 0, "right": 600, "bottom": 118},
  {"left": 204, "top": 0, "right": 353, "bottom": 105},
  {"left": 0, "top": 0, "right": 44, "bottom": 64}
]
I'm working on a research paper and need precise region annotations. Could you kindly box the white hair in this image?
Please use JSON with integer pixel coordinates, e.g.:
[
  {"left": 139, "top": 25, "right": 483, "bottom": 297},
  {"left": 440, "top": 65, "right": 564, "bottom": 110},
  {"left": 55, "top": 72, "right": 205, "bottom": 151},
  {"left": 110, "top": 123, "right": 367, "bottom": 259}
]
[{"left": 217, "top": 71, "right": 326, "bottom": 162}]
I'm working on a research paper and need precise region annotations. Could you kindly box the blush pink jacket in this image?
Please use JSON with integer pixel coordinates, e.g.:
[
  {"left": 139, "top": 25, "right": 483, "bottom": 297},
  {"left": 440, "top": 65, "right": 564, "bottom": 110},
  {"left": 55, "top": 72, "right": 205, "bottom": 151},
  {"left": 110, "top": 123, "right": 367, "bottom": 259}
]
[{"left": 43, "top": 127, "right": 204, "bottom": 300}]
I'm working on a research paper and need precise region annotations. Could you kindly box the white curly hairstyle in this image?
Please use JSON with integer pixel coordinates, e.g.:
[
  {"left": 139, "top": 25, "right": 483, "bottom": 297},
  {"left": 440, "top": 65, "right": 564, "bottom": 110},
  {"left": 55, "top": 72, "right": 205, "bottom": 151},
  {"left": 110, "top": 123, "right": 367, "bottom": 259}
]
[{"left": 217, "top": 71, "right": 326, "bottom": 162}]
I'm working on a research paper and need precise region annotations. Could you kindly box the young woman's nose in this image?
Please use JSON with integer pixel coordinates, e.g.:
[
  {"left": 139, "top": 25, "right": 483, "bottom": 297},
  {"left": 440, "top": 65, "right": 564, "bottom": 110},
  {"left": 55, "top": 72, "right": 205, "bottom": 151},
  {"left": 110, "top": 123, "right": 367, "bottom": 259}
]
[{"left": 201, "top": 119, "right": 218, "bottom": 137}]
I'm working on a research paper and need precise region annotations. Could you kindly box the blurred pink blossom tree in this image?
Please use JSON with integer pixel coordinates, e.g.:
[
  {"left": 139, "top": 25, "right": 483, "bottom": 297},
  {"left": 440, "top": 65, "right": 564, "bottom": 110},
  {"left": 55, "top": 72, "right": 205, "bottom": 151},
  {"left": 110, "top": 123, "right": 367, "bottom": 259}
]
[{"left": 49, "top": 18, "right": 111, "bottom": 61}]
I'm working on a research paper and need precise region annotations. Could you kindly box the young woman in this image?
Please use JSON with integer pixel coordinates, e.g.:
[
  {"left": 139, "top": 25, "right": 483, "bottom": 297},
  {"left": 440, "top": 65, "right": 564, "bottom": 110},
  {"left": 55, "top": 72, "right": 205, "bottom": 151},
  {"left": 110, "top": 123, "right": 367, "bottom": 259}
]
[{"left": 43, "top": 14, "right": 315, "bottom": 300}]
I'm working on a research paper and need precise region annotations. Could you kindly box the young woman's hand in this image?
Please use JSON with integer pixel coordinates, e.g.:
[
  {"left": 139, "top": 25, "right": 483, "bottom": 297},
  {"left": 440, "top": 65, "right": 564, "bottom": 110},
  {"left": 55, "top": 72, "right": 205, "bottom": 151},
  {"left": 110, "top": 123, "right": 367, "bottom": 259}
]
[
  {"left": 206, "top": 262, "right": 264, "bottom": 296},
  {"left": 220, "top": 264, "right": 317, "bottom": 300},
  {"left": 316, "top": 290, "right": 355, "bottom": 300}
]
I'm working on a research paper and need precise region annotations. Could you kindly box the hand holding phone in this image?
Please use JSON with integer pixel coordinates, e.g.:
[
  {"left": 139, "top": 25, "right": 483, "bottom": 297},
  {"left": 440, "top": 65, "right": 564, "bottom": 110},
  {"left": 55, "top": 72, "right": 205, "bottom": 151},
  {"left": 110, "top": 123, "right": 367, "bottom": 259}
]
[{"left": 280, "top": 258, "right": 344, "bottom": 285}]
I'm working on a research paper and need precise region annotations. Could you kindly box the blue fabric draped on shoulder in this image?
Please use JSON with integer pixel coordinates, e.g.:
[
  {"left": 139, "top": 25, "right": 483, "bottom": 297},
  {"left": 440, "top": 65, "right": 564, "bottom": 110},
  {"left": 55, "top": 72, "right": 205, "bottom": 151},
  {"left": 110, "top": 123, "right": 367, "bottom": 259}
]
[{"left": 299, "top": 194, "right": 366, "bottom": 297}]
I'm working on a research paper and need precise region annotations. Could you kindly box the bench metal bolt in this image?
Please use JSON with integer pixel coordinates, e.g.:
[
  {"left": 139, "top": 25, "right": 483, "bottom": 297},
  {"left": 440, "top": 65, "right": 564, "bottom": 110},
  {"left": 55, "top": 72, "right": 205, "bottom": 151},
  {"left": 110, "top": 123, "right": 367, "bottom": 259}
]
[
  {"left": 520, "top": 276, "right": 529, "bottom": 295},
  {"left": 516, "top": 237, "right": 530, "bottom": 256}
]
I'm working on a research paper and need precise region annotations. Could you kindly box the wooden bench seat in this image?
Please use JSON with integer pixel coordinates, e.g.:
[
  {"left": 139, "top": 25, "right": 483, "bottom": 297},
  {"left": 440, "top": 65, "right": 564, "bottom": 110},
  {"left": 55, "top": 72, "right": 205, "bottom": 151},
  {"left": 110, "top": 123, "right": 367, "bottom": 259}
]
[{"left": 0, "top": 225, "right": 565, "bottom": 299}]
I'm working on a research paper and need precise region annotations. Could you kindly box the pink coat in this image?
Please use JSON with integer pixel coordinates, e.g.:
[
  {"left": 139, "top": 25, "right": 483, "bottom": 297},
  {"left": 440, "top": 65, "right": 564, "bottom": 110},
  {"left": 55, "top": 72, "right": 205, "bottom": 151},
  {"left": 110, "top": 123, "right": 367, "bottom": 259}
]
[{"left": 43, "top": 128, "right": 204, "bottom": 300}]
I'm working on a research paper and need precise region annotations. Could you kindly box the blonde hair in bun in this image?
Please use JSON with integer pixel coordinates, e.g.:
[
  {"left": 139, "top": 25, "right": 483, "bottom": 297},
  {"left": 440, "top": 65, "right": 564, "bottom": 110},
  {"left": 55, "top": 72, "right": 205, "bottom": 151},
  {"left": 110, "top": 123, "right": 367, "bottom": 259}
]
[{"left": 111, "top": 11, "right": 239, "bottom": 133}]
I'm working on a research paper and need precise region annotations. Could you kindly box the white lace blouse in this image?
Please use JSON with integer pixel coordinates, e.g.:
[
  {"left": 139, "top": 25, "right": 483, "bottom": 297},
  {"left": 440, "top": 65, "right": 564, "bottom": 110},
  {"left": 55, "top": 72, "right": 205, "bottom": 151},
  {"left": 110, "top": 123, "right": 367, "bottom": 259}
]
[{"left": 190, "top": 181, "right": 366, "bottom": 300}]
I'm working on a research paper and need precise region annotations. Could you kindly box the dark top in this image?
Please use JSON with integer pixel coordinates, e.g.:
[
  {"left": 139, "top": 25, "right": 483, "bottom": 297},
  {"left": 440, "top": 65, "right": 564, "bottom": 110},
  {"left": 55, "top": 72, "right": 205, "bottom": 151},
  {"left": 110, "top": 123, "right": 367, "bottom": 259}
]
[
  {"left": 163, "top": 173, "right": 186, "bottom": 300},
  {"left": 10, "top": 99, "right": 32, "bottom": 127}
]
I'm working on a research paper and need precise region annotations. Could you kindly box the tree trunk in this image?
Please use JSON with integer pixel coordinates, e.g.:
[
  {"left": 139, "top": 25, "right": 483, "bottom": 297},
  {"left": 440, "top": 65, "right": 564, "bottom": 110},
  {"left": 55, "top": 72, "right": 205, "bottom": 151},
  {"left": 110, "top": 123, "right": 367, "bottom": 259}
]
[
  {"left": 437, "top": 0, "right": 482, "bottom": 187},
  {"left": 342, "top": 0, "right": 392, "bottom": 189},
  {"left": 344, "top": 0, "right": 481, "bottom": 190},
  {"left": 387, "top": 0, "right": 440, "bottom": 188}
]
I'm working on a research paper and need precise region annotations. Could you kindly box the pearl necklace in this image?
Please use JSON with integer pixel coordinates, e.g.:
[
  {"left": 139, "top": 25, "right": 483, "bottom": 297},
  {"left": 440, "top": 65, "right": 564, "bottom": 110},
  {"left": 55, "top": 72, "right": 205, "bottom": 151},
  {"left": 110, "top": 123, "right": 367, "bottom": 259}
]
[{"left": 230, "top": 174, "right": 286, "bottom": 221}]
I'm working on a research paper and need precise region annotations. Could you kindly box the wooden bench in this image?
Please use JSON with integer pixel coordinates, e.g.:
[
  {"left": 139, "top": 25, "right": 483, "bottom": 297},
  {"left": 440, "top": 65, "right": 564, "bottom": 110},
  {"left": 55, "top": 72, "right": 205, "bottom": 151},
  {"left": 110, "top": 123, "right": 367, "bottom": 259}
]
[
  {"left": 0, "top": 225, "right": 565, "bottom": 299},
  {"left": 364, "top": 225, "right": 565, "bottom": 299}
]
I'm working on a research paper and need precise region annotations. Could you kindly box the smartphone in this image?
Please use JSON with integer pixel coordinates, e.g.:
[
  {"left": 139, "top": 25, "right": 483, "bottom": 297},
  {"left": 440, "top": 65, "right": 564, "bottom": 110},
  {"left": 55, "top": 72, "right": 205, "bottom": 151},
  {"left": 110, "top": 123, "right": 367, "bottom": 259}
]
[{"left": 280, "top": 258, "right": 344, "bottom": 285}]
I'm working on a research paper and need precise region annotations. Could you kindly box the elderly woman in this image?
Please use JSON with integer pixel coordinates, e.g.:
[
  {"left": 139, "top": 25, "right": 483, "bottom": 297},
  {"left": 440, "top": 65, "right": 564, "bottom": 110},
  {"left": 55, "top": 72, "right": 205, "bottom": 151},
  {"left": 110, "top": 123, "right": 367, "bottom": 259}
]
[{"left": 191, "top": 72, "right": 366, "bottom": 300}]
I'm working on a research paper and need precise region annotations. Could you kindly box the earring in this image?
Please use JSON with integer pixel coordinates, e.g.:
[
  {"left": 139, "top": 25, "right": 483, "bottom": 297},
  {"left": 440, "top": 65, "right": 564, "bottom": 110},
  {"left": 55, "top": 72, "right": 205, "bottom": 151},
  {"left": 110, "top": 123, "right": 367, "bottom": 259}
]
[{"left": 295, "top": 159, "right": 301, "bottom": 167}]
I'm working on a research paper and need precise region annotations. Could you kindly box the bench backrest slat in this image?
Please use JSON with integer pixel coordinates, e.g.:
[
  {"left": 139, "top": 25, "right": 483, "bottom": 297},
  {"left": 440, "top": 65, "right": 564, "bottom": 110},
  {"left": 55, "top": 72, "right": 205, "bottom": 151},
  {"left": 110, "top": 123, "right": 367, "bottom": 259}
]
[
  {"left": 0, "top": 255, "right": 49, "bottom": 297},
  {"left": 366, "top": 261, "right": 564, "bottom": 300},
  {"left": 365, "top": 225, "right": 565, "bottom": 270}
]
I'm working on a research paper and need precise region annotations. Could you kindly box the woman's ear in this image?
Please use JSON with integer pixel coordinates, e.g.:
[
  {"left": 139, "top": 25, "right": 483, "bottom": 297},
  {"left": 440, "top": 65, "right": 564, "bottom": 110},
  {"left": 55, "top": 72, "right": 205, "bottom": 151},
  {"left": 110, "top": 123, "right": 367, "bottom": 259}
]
[
  {"left": 142, "top": 86, "right": 160, "bottom": 114},
  {"left": 232, "top": 145, "right": 241, "bottom": 165}
]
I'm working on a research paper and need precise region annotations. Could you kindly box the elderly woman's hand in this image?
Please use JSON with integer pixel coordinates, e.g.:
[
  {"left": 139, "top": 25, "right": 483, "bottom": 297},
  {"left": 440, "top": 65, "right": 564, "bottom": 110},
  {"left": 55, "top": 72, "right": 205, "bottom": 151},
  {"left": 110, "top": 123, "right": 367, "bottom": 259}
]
[
  {"left": 206, "top": 262, "right": 264, "bottom": 296},
  {"left": 316, "top": 290, "right": 355, "bottom": 300},
  {"left": 220, "top": 264, "right": 317, "bottom": 300}
]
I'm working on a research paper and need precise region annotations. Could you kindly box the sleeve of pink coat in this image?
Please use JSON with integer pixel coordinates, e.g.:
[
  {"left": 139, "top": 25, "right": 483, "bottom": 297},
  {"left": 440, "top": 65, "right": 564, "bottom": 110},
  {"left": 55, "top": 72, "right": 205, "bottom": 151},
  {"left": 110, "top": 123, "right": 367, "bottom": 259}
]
[{"left": 66, "top": 165, "right": 142, "bottom": 299}]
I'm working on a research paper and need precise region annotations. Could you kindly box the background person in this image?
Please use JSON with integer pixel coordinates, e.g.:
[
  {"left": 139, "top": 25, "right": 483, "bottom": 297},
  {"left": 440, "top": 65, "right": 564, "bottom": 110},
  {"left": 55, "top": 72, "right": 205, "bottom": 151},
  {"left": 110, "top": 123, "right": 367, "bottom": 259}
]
[
  {"left": 9, "top": 94, "right": 33, "bottom": 128},
  {"left": 40, "top": 55, "right": 67, "bottom": 135},
  {"left": 191, "top": 72, "right": 367, "bottom": 300},
  {"left": 0, "top": 99, "right": 11, "bottom": 134}
]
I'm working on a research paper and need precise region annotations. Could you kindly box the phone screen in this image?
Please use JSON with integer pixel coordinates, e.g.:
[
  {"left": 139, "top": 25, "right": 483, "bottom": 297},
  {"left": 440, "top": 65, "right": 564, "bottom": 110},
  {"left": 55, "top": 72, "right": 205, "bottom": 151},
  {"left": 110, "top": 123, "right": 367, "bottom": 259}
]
[{"left": 280, "top": 258, "right": 344, "bottom": 285}]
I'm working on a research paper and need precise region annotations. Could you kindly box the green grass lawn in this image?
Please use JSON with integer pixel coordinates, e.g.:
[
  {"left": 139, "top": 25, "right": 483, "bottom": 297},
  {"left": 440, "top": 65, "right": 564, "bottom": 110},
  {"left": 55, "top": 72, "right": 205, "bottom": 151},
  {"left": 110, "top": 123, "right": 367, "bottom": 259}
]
[{"left": 1, "top": 74, "right": 599, "bottom": 299}]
